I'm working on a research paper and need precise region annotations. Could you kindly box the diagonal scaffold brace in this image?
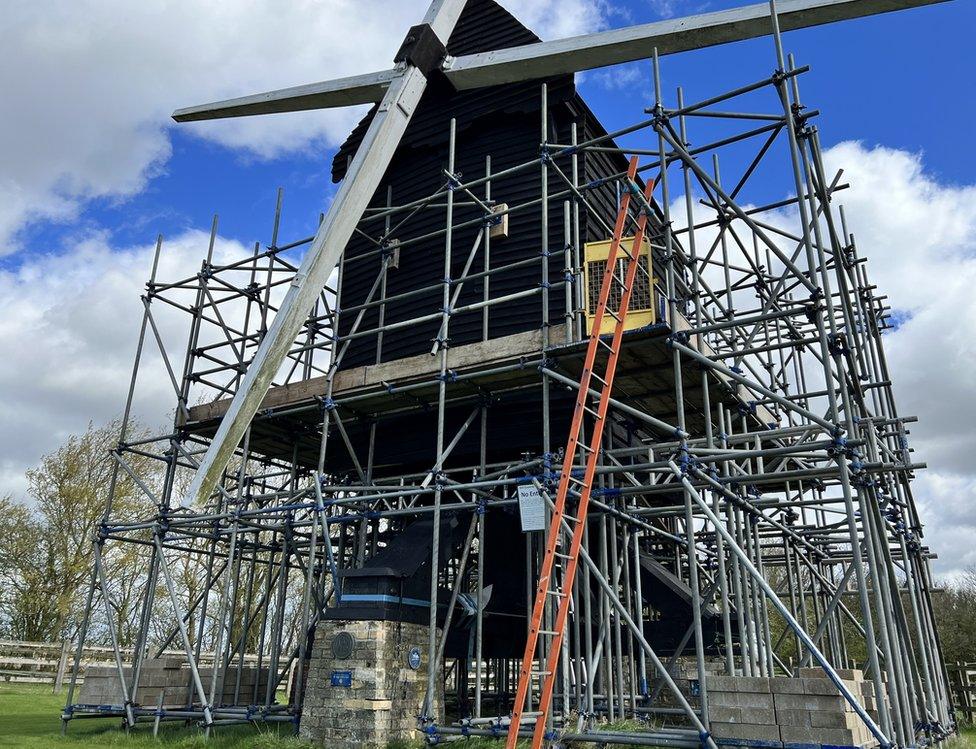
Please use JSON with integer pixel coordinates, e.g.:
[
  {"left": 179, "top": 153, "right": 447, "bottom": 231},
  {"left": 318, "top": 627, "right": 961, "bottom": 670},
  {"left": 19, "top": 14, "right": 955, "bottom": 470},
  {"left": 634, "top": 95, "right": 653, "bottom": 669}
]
[{"left": 506, "top": 156, "right": 656, "bottom": 749}]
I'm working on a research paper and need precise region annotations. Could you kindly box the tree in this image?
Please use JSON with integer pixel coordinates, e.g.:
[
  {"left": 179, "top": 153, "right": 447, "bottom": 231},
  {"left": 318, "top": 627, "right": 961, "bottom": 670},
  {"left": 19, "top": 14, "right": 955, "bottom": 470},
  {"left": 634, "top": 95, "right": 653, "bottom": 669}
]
[
  {"left": 0, "top": 419, "right": 156, "bottom": 642},
  {"left": 931, "top": 567, "right": 976, "bottom": 665}
]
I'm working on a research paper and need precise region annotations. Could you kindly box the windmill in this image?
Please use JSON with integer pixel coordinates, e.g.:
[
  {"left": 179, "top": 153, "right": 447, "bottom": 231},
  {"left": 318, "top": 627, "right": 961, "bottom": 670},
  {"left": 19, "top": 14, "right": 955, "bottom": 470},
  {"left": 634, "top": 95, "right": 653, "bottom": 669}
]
[
  {"left": 129, "top": 1, "right": 952, "bottom": 747},
  {"left": 175, "top": 0, "right": 945, "bottom": 512}
]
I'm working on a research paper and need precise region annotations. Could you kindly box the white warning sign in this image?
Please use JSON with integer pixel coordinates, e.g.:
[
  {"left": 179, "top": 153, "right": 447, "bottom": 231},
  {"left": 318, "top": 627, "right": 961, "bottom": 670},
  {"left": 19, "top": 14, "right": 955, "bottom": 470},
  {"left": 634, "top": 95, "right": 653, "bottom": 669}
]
[{"left": 517, "top": 484, "right": 546, "bottom": 532}]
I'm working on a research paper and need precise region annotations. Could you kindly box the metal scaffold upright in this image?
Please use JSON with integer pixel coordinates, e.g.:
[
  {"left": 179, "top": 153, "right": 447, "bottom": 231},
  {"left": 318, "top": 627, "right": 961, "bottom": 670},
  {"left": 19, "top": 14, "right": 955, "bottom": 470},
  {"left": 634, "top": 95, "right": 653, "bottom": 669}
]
[{"left": 62, "top": 1, "right": 956, "bottom": 747}]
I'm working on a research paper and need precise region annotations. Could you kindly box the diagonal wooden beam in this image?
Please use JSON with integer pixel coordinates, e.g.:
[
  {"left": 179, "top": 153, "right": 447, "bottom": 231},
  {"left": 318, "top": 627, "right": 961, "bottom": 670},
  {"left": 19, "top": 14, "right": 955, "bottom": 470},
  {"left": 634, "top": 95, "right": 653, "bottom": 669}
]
[
  {"left": 181, "top": 0, "right": 468, "bottom": 508},
  {"left": 443, "top": 0, "right": 949, "bottom": 90},
  {"left": 172, "top": 69, "right": 397, "bottom": 122}
]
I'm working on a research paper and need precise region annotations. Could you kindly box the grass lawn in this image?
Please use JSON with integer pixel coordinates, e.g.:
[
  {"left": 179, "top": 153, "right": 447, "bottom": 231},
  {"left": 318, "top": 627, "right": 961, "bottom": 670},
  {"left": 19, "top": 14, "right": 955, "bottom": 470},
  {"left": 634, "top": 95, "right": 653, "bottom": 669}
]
[
  {"left": 956, "top": 726, "right": 976, "bottom": 748},
  {"left": 2, "top": 682, "right": 975, "bottom": 748},
  {"left": 0, "top": 683, "right": 311, "bottom": 748}
]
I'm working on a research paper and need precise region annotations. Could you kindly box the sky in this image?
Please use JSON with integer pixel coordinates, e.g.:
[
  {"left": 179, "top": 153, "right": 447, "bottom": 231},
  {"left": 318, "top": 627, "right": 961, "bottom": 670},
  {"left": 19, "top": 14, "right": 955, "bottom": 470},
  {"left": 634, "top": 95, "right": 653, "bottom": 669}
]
[{"left": 0, "top": 0, "right": 974, "bottom": 577}]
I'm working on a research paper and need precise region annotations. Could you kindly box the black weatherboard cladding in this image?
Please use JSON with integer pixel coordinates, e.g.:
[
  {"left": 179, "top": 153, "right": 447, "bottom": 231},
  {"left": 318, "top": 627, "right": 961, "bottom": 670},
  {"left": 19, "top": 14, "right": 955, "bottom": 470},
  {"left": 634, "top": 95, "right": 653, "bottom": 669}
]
[{"left": 332, "top": 0, "right": 630, "bottom": 370}]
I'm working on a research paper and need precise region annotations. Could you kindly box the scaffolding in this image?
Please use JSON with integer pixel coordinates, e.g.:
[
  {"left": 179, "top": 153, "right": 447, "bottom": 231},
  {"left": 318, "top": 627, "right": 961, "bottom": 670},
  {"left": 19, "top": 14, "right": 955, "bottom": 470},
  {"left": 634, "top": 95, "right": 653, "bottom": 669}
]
[{"left": 63, "top": 21, "right": 955, "bottom": 749}]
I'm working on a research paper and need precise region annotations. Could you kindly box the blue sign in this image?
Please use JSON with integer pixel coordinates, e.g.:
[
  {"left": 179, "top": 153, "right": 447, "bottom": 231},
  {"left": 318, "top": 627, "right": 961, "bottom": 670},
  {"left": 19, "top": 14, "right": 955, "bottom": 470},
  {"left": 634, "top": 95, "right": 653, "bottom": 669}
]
[
  {"left": 407, "top": 647, "right": 422, "bottom": 670},
  {"left": 331, "top": 670, "right": 352, "bottom": 687}
]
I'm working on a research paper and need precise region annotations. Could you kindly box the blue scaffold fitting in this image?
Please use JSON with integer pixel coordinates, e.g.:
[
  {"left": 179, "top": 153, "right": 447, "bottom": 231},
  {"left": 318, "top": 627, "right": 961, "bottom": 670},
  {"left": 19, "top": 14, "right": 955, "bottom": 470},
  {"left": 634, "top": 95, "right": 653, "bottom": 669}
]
[
  {"left": 667, "top": 330, "right": 690, "bottom": 348},
  {"left": 422, "top": 723, "right": 440, "bottom": 745},
  {"left": 545, "top": 729, "right": 559, "bottom": 741},
  {"left": 828, "top": 435, "right": 849, "bottom": 458},
  {"left": 699, "top": 729, "right": 712, "bottom": 746},
  {"left": 439, "top": 306, "right": 453, "bottom": 316},
  {"left": 737, "top": 401, "right": 757, "bottom": 417},
  {"left": 321, "top": 397, "right": 336, "bottom": 412},
  {"left": 447, "top": 173, "right": 462, "bottom": 191},
  {"left": 476, "top": 499, "right": 487, "bottom": 516},
  {"left": 489, "top": 721, "right": 501, "bottom": 736}
]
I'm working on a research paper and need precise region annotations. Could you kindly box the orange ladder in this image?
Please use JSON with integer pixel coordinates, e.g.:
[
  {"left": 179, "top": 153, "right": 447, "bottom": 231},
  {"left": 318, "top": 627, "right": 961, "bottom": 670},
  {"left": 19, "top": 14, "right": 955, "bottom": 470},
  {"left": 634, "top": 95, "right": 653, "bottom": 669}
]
[{"left": 506, "top": 156, "right": 655, "bottom": 749}]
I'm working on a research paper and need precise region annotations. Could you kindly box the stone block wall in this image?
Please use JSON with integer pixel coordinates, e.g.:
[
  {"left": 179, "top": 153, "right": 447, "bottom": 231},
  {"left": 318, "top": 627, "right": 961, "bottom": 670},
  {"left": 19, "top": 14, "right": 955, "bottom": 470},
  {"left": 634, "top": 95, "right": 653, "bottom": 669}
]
[
  {"left": 707, "top": 670, "right": 884, "bottom": 749},
  {"left": 299, "top": 619, "right": 440, "bottom": 749},
  {"left": 76, "top": 657, "right": 270, "bottom": 707}
]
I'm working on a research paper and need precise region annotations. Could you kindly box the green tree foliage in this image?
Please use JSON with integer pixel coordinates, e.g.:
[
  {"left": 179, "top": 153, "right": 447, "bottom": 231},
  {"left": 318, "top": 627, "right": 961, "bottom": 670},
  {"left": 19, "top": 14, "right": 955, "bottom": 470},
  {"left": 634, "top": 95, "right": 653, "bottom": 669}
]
[
  {"left": 931, "top": 568, "right": 976, "bottom": 665},
  {"left": 0, "top": 420, "right": 155, "bottom": 642}
]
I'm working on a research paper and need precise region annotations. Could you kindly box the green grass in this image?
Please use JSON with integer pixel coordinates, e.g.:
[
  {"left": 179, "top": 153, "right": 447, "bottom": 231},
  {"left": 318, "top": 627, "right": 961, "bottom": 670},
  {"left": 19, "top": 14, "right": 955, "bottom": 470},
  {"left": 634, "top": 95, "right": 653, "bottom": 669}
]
[
  {"left": 2, "top": 682, "right": 974, "bottom": 749},
  {"left": 0, "top": 683, "right": 311, "bottom": 748},
  {"left": 953, "top": 725, "right": 976, "bottom": 748}
]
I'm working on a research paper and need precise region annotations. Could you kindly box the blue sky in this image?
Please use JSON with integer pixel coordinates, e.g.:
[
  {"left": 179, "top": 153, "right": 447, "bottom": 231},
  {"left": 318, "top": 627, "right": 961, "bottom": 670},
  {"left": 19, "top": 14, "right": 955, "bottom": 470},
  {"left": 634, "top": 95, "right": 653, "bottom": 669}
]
[
  {"left": 2, "top": 0, "right": 975, "bottom": 576},
  {"left": 6, "top": 0, "right": 968, "bottom": 267}
]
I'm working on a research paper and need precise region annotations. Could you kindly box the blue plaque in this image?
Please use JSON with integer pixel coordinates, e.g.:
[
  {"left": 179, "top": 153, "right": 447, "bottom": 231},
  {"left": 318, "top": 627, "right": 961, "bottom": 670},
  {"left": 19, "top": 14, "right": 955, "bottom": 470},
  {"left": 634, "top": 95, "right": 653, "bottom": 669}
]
[
  {"left": 407, "top": 646, "right": 422, "bottom": 670},
  {"left": 331, "top": 670, "right": 353, "bottom": 687}
]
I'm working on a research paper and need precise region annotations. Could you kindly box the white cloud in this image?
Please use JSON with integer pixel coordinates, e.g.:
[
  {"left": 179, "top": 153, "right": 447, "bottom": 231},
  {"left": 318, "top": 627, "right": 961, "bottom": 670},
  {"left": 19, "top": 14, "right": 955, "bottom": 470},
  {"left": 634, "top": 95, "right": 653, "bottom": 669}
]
[
  {"left": 0, "top": 0, "right": 612, "bottom": 254},
  {"left": 504, "top": 0, "right": 616, "bottom": 40},
  {"left": 665, "top": 140, "right": 976, "bottom": 577},
  {"left": 821, "top": 141, "right": 976, "bottom": 577},
  {"left": 0, "top": 230, "right": 248, "bottom": 498}
]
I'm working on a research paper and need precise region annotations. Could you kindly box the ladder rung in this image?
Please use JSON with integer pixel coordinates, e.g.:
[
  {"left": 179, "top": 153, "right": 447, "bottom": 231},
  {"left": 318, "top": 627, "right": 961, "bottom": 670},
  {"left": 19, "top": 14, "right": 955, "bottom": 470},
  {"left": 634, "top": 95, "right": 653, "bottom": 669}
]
[
  {"left": 538, "top": 629, "right": 560, "bottom": 636},
  {"left": 597, "top": 338, "right": 616, "bottom": 354},
  {"left": 581, "top": 404, "right": 602, "bottom": 420},
  {"left": 546, "top": 590, "right": 567, "bottom": 597}
]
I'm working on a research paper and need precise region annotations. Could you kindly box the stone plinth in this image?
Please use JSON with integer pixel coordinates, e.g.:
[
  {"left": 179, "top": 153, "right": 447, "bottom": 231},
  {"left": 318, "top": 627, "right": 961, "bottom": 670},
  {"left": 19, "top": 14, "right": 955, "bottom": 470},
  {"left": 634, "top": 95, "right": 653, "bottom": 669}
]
[
  {"left": 707, "top": 670, "right": 884, "bottom": 749},
  {"left": 299, "top": 619, "right": 440, "bottom": 749},
  {"left": 76, "top": 657, "right": 270, "bottom": 707}
]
